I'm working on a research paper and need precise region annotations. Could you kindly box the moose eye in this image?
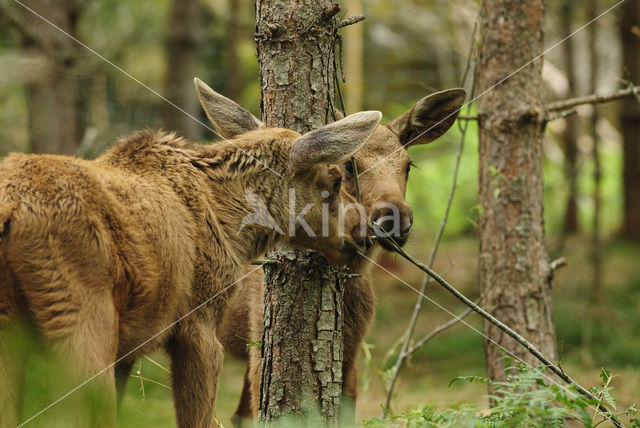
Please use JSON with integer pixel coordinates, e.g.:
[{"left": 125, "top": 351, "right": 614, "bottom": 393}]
[
  {"left": 344, "top": 161, "right": 354, "bottom": 177},
  {"left": 332, "top": 177, "right": 342, "bottom": 193},
  {"left": 405, "top": 161, "right": 415, "bottom": 177}
]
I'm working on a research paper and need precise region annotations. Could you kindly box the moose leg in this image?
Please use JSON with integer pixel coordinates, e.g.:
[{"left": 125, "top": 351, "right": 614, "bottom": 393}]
[
  {"left": 0, "top": 322, "right": 32, "bottom": 427},
  {"left": 340, "top": 356, "right": 358, "bottom": 424},
  {"left": 168, "top": 317, "right": 222, "bottom": 428},
  {"left": 231, "top": 367, "right": 254, "bottom": 427},
  {"left": 40, "top": 298, "right": 119, "bottom": 428},
  {"left": 115, "top": 359, "right": 134, "bottom": 407},
  {"left": 247, "top": 342, "right": 262, "bottom": 418}
]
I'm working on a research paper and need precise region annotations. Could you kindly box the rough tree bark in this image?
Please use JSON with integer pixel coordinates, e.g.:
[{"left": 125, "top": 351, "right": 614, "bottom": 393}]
[
  {"left": 162, "top": 0, "right": 201, "bottom": 141},
  {"left": 255, "top": 1, "right": 344, "bottom": 425},
  {"left": 477, "top": 0, "right": 558, "bottom": 384},
  {"left": 620, "top": 0, "right": 640, "bottom": 242}
]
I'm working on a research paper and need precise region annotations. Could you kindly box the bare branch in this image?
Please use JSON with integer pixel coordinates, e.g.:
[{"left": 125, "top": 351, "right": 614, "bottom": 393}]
[
  {"left": 547, "top": 108, "right": 577, "bottom": 122},
  {"left": 547, "top": 85, "right": 640, "bottom": 112},
  {"left": 405, "top": 303, "right": 476, "bottom": 358},
  {"left": 322, "top": 4, "right": 341, "bottom": 20},
  {"left": 457, "top": 115, "right": 478, "bottom": 121},
  {"left": 550, "top": 257, "right": 567, "bottom": 272},
  {"left": 457, "top": 85, "right": 640, "bottom": 122},
  {"left": 338, "top": 15, "right": 365, "bottom": 28}
]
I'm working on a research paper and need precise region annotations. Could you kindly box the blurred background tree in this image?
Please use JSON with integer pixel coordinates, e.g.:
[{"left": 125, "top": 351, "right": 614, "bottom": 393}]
[
  {"left": 0, "top": 0, "right": 638, "bottom": 426},
  {"left": 620, "top": 0, "right": 640, "bottom": 242}
]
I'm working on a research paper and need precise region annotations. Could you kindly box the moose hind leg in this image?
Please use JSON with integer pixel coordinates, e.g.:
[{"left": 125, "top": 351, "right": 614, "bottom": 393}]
[
  {"left": 24, "top": 294, "right": 119, "bottom": 428},
  {"left": 0, "top": 321, "right": 34, "bottom": 428},
  {"left": 115, "top": 359, "right": 134, "bottom": 408},
  {"left": 231, "top": 367, "right": 255, "bottom": 428},
  {"left": 168, "top": 318, "right": 222, "bottom": 428}
]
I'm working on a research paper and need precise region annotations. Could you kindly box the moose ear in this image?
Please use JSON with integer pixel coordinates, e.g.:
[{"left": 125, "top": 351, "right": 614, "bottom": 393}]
[
  {"left": 387, "top": 88, "right": 466, "bottom": 146},
  {"left": 290, "top": 111, "right": 382, "bottom": 173},
  {"left": 194, "top": 78, "right": 262, "bottom": 139}
]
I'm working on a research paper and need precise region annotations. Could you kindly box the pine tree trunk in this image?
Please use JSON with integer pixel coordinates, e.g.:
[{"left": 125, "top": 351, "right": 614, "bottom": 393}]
[
  {"left": 163, "top": 0, "right": 201, "bottom": 141},
  {"left": 255, "top": 1, "right": 344, "bottom": 425},
  {"left": 620, "top": 0, "right": 640, "bottom": 242},
  {"left": 477, "top": 0, "right": 557, "bottom": 384}
]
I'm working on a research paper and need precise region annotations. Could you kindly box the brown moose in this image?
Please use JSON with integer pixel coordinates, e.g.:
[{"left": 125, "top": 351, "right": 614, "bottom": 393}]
[
  {"left": 0, "top": 78, "right": 381, "bottom": 428},
  {"left": 212, "top": 87, "right": 467, "bottom": 425}
]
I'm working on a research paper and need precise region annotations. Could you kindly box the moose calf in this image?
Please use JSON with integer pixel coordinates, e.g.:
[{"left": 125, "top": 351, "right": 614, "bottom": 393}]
[
  {"left": 0, "top": 78, "right": 381, "bottom": 428},
  {"left": 213, "top": 87, "right": 467, "bottom": 425}
]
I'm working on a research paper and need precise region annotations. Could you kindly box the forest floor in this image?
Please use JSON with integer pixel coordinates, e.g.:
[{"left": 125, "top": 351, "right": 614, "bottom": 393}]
[{"left": 112, "top": 234, "right": 640, "bottom": 427}]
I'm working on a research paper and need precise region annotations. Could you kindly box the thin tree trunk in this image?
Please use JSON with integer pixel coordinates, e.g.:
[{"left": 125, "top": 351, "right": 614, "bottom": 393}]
[
  {"left": 226, "top": 0, "right": 244, "bottom": 101},
  {"left": 255, "top": 1, "right": 344, "bottom": 425},
  {"left": 343, "top": 0, "right": 363, "bottom": 113},
  {"left": 163, "top": 0, "right": 201, "bottom": 141},
  {"left": 477, "top": 0, "right": 557, "bottom": 385},
  {"left": 561, "top": 1, "right": 579, "bottom": 238},
  {"left": 589, "top": 0, "right": 603, "bottom": 303},
  {"left": 620, "top": 0, "right": 640, "bottom": 242},
  {"left": 18, "top": 0, "right": 81, "bottom": 154}
]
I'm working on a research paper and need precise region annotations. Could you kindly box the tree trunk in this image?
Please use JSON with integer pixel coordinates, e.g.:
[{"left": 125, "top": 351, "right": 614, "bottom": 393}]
[
  {"left": 620, "top": 0, "right": 640, "bottom": 242},
  {"left": 561, "top": 1, "right": 579, "bottom": 238},
  {"left": 343, "top": 0, "right": 363, "bottom": 113},
  {"left": 226, "top": 0, "right": 244, "bottom": 101},
  {"left": 477, "top": 0, "right": 557, "bottom": 385},
  {"left": 18, "top": 0, "right": 82, "bottom": 154},
  {"left": 255, "top": 1, "right": 344, "bottom": 425},
  {"left": 589, "top": 0, "right": 603, "bottom": 302},
  {"left": 163, "top": 0, "right": 201, "bottom": 141}
]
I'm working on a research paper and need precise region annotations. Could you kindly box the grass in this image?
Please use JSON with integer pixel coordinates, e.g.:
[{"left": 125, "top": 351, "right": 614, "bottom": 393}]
[{"left": 11, "top": 235, "right": 640, "bottom": 427}]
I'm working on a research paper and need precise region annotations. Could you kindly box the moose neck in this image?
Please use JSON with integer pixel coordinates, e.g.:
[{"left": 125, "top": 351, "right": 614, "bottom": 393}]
[
  {"left": 196, "top": 132, "right": 294, "bottom": 264},
  {"left": 98, "top": 129, "right": 296, "bottom": 265}
]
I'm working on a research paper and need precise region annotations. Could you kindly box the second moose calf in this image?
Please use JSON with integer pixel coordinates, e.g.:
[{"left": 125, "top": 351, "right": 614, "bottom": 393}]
[{"left": 210, "top": 87, "right": 467, "bottom": 425}]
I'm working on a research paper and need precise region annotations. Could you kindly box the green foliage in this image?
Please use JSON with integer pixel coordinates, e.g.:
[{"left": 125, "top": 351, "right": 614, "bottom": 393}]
[
  {"left": 405, "top": 111, "right": 479, "bottom": 238},
  {"left": 361, "top": 360, "right": 640, "bottom": 428}
]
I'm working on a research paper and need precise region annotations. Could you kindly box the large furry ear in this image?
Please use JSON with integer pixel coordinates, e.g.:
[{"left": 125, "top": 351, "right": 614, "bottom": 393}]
[
  {"left": 387, "top": 88, "right": 466, "bottom": 146},
  {"left": 194, "top": 78, "right": 262, "bottom": 139},
  {"left": 290, "top": 111, "right": 382, "bottom": 173}
]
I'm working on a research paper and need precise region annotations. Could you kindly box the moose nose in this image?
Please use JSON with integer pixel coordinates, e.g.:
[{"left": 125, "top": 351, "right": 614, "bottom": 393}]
[
  {"left": 400, "top": 211, "right": 413, "bottom": 236},
  {"left": 371, "top": 201, "right": 413, "bottom": 238}
]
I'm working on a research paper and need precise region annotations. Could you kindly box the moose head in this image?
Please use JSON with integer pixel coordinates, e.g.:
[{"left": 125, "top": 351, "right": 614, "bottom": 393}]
[{"left": 194, "top": 78, "right": 379, "bottom": 264}]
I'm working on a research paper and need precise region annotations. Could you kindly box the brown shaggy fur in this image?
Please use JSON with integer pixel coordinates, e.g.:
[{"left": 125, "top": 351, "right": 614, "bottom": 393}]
[
  {"left": 216, "top": 89, "right": 467, "bottom": 425},
  {"left": 0, "top": 108, "right": 380, "bottom": 427}
]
